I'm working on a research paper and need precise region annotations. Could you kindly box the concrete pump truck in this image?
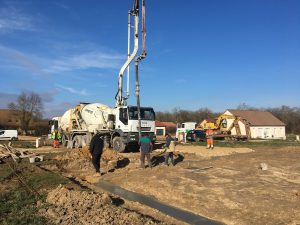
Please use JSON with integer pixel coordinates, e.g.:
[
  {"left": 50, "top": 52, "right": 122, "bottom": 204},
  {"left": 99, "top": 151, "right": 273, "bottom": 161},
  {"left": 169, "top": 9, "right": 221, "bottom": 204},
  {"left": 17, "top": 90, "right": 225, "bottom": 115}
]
[{"left": 49, "top": 0, "right": 155, "bottom": 152}]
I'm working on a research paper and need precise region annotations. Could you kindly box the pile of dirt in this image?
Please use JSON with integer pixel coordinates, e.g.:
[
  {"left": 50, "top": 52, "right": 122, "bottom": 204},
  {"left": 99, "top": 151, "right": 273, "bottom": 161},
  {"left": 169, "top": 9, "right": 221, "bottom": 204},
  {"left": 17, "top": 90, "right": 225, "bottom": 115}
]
[
  {"left": 52, "top": 148, "right": 94, "bottom": 171},
  {"left": 55, "top": 148, "right": 123, "bottom": 161},
  {"left": 54, "top": 147, "right": 91, "bottom": 161},
  {"left": 102, "top": 149, "right": 122, "bottom": 161},
  {"left": 73, "top": 146, "right": 91, "bottom": 158},
  {"left": 53, "top": 148, "right": 125, "bottom": 172},
  {"left": 63, "top": 157, "right": 94, "bottom": 171},
  {"left": 41, "top": 185, "right": 165, "bottom": 225}
]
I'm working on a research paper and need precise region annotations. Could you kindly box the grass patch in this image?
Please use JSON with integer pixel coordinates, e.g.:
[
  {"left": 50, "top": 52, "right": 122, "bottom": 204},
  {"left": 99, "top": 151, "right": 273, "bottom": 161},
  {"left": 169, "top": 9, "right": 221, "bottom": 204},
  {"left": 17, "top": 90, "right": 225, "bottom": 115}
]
[
  {"left": 0, "top": 186, "right": 52, "bottom": 225},
  {"left": 0, "top": 164, "right": 15, "bottom": 182},
  {"left": 0, "top": 160, "right": 70, "bottom": 225},
  {"left": 27, "top": 171, "right": 68, "bottom": 189},
  {"left": 185, "top": 139, "right": 300, "bottom": 149}
]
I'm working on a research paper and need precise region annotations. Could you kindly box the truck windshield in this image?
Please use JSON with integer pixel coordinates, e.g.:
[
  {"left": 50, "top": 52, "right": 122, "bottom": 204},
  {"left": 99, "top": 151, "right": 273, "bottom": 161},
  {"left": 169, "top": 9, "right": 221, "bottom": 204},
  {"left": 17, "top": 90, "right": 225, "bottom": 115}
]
[{"left": 128, "top": 107, "right": 155, "bottom": 121}]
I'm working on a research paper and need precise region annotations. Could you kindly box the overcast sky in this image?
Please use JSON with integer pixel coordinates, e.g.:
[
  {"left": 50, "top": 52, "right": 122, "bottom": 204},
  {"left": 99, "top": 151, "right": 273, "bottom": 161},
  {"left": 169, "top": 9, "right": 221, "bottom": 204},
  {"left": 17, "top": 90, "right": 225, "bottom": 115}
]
[{"left": 0, "top": 0, "right": 299, "bottom": 118}]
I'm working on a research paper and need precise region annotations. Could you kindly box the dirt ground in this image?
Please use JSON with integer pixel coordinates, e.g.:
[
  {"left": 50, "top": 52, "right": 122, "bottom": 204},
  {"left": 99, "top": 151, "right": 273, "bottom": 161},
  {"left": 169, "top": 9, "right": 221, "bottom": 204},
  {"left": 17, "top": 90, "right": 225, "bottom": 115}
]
[
  {"left": 4, "top": 141, "right": 300, "bottom": 225},
  {"left": 41, "top": 185, "right": 167, "bottom": 225},
  {"left": 32, "top": 143, "right": 300, "bottom": 225}
]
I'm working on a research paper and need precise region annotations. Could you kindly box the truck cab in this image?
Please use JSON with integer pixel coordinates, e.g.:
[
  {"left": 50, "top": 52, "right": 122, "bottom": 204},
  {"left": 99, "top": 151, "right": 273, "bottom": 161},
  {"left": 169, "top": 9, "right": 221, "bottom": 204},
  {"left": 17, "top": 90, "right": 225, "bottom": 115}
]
[{"left": 114, "top": 106, "right": 156, "bottom": 149}]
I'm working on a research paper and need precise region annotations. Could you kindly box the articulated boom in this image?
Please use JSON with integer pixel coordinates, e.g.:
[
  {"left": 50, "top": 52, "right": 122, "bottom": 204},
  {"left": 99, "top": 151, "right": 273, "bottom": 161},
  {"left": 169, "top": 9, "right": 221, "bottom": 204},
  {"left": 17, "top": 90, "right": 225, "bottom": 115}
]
[{"left": 115, "top": 0, "right": 147, "bottom": 108}]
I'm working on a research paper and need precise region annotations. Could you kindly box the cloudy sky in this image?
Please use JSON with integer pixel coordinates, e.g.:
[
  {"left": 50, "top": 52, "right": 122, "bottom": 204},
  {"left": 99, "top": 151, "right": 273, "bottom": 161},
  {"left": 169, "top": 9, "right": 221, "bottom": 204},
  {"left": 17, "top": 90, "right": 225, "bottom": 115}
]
[{"left": 0, "top": 0, "right": 299, "bottom": 118}]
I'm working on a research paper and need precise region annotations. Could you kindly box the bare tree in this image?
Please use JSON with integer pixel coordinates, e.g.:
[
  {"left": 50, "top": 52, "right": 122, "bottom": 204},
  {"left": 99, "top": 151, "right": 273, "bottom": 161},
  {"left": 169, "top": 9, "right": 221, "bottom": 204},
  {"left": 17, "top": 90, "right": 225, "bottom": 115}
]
[
  {"left": 156, "top": 107, "right": 219, "bottom": 124},
  {"left": 8, "top": 92, "right": 43, "bottom": 134},
  {"left": 237, "top": 103, "right": 256, "bottom": 110}
]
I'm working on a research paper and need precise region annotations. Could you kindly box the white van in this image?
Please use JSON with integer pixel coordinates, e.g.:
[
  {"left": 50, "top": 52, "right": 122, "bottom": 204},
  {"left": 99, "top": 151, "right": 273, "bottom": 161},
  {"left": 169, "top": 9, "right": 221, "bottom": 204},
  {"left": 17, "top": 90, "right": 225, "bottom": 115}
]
[
  {"left": 0, "top": 130, "right": 18, "bottom": 141},
  {"left": 175, "top": 122, "right": 197, "bottom": 142}
]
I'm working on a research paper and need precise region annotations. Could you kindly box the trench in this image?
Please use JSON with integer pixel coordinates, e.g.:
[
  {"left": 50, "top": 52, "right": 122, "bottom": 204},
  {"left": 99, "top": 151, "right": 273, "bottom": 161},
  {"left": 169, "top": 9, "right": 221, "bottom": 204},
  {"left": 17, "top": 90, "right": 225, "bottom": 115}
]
[
  {"left": 35, "top": 163, "right": 221, "bottom": 224},
  {"left": 95, "top": 180, "right": 223, "bottom": 225}
]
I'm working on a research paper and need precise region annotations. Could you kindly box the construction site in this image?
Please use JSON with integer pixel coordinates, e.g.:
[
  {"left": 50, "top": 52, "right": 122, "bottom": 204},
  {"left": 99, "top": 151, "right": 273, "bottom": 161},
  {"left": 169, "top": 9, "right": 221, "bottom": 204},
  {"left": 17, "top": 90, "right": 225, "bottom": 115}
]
[
  {"left": 1, "top": 0, "right": 300, "bottom": 224},
  {"left": 1, "top": 135, "right": 300, "bottom": 225}
]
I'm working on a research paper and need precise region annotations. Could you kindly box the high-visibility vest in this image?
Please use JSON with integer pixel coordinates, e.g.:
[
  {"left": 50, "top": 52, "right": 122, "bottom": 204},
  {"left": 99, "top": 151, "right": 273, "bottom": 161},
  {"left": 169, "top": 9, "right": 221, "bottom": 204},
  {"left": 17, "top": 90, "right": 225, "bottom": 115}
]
[{"left": 51, "top": 132, "right": 61, "bottom": 140}]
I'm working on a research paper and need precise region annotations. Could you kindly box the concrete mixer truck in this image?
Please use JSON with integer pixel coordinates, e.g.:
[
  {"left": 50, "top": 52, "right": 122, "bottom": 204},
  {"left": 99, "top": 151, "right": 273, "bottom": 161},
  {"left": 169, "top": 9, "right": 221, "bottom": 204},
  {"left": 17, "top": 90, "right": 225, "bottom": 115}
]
[
  {"left": 49, "top": 0, "right": 155, "bottom": 152},
  {"left": 49, "top": 102, "right": 155, "bottom": 152}
]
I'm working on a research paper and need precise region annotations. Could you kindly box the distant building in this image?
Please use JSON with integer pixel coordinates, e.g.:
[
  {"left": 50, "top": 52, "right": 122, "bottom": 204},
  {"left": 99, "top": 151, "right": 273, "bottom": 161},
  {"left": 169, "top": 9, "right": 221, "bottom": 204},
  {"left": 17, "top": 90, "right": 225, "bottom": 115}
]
[
  {"left": 0, "top": 109, "right": 20, "bottom": 129},
  {"left": 222, "top": 109, "right": 286, "bottom": 139},
  {"left": 155, "top": 121, "right": 176, "bottom": 136},
  {"left": 0, "top": 109, "right": 48, "bottom": 135}
]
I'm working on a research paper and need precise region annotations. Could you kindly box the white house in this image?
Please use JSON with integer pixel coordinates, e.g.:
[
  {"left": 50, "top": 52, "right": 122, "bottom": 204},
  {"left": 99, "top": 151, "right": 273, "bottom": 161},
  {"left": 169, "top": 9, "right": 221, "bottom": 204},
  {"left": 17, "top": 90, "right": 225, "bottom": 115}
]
[{"left": 222, "top": 110, "right": 286, "bottom": 139}]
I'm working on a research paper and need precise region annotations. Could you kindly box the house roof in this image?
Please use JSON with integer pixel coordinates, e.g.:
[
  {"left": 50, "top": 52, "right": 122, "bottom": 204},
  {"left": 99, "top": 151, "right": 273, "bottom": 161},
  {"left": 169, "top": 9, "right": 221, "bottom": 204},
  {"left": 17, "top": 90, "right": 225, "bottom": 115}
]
[
  {"left": 227, "top": 109, "right": 285, "bottom": 126},
  {"left": 155, "top": 120, "right": 176, "bottom": 128},
  {"left": 0, "top": 109, "right": 48, "bottom": 127},
  {"left": 0, "top": 109, "right": 18, "bottom": 123}
]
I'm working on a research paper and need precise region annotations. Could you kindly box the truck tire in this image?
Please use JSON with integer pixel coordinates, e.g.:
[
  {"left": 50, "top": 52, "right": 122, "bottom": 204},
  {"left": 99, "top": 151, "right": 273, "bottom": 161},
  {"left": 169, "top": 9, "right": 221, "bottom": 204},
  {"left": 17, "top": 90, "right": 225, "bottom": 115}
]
[
  {"left": 112, "top": 136, "right": 125, "bottom": 152},
  {"left": 61, "top": 134, "right": 68, "bottom": 147},
  {"left": 73, "top": 136, "right": 82, "bottom": 148}
]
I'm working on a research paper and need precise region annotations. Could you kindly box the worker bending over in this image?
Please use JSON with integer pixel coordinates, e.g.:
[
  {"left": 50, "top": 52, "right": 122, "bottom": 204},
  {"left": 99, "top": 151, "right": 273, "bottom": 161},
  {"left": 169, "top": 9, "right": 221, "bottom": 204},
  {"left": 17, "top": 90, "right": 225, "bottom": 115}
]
[{"left": 164, "top": 133, "right": 175, "bottom": 166}]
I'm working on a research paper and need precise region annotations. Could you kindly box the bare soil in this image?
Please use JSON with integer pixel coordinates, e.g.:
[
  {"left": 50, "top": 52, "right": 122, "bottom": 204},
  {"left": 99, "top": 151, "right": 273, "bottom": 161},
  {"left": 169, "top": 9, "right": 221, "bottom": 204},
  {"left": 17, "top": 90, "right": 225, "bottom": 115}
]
[
  {"left": 40, "top": 185, "right": 166, "bottom": 225},
  {"left": 46, "top": 144, "right": 300, "bottom": 225},
  {"left": 5, "top": 141, "right": 299, "bottom": 225}
]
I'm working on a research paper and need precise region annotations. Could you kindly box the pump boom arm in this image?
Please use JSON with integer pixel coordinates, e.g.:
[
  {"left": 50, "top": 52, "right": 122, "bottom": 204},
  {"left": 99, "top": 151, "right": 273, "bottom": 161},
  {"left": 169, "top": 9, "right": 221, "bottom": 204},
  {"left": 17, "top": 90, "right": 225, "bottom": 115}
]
[{"left": 116, "top": 0, "right": 140, "bottom": 107}]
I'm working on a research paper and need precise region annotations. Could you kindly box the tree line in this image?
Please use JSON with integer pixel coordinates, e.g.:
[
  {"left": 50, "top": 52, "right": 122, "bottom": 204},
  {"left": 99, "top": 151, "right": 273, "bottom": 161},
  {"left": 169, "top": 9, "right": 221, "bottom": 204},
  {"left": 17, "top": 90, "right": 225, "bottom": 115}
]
[
  {"left": 4, "top": 92, "right": 47, "bottom": 135},
  {"left": 5, "top": 92, "right": 300, "bottom": 135},
  {"left": 156, "top": 104, "right": 300, "bottom": 134}
]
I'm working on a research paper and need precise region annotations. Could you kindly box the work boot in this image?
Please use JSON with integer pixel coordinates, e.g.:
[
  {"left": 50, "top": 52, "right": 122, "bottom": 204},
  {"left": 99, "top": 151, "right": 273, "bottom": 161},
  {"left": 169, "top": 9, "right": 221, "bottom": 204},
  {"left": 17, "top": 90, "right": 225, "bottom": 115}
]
[{"left": 93, "top": 172, "right": 101, "bottom": 177}]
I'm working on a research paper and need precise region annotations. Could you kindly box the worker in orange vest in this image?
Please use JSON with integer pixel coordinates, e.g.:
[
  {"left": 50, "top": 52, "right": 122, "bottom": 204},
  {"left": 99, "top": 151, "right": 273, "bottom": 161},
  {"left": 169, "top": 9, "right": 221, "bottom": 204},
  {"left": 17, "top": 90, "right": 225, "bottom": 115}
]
[{"left": 205, "top": 127, "right": 214, "bottom": 150}]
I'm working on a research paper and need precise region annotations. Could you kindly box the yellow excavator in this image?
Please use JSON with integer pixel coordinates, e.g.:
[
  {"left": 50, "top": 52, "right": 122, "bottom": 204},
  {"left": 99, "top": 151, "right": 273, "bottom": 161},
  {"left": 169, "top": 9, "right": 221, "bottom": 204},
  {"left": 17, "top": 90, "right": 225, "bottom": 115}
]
[
  {"left": 199, "top": 114, "right": 250, "bottom": 139},
  {"left": 201, "top": 115, "right": 237, "bottom": 131}
]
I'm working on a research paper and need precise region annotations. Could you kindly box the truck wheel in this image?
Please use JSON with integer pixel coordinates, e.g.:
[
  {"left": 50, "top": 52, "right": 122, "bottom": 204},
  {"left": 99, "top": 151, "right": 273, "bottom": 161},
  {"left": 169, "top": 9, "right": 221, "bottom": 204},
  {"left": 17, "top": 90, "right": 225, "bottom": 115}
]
[
  {"left": 62, "top": 135, "right": 68, "bottom": 147},
  {"left": 73, "top": 136, "right": 82, "bottom": 148},
  {"left": 112, "top": 136, "right": 125, "bottom": 152}
]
